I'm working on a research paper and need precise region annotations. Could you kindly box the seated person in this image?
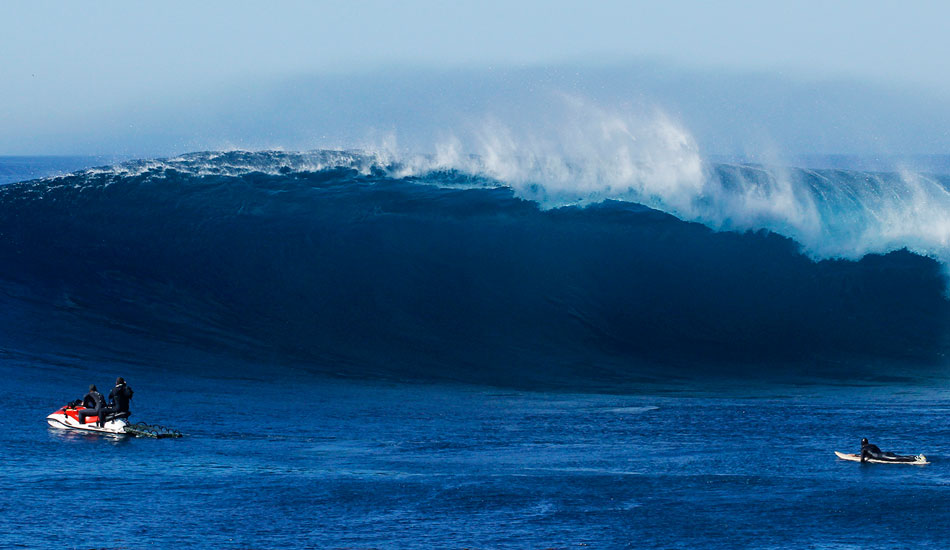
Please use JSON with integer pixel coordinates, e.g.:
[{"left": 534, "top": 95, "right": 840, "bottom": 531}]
[
  {"left": 108, "top": 377, "right": 134, "bottom": 416},
  {"left": 77, "top": 384, "right": 107, "bottom": 426}
]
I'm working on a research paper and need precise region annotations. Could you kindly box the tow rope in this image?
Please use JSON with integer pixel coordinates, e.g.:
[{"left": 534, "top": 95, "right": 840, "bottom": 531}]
[{"left": 123, "top": 422, "right": 183, "bottom": 438}]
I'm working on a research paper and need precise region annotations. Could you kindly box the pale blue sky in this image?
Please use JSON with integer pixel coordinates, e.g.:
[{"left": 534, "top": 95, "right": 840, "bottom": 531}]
[{"left": 2, "top": 1, "right": 949, "bottom": 155}]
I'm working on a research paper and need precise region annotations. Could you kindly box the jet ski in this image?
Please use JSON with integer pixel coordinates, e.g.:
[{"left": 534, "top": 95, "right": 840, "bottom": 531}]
[{"left": 46, "top": 405, "right": 131, "bottom": 435}]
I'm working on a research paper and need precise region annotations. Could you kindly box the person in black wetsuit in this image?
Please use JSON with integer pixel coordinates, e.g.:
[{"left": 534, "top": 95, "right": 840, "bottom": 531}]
[
  {"left": 77, "top": 384, "right": 106, "bottom": 426},
  {"left": 108, "top": 377, "right": 134, "bottom": 415},
  {"left": 860, "top": 437, "right": 918, "bottom": 463}
]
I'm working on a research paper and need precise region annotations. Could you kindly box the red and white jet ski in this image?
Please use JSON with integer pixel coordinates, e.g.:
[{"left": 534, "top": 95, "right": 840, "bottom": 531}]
[{"left": 47, "top": 405, "right": 131, "bottom": 435}]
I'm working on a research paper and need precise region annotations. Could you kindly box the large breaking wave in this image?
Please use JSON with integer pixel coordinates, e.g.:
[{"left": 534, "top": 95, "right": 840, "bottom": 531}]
[{"left": 1, "top": 147, "right": 949, "bottom": 385}]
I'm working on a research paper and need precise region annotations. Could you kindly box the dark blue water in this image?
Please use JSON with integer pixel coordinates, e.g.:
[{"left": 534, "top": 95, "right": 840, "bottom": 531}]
[
  {"left": 3, "top": 153, "right": 950, "bottom": 548},
  {"left": 4, "top": 356, "right": 950, "bottom": 548},
  {"left": 2, "top": 151, "right": 949, "bottom": 385}
]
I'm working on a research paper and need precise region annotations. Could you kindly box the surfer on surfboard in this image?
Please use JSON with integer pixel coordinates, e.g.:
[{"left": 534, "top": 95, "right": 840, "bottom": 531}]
[{"left": 860, "top": 438, "right": 919, "bottom": 463}]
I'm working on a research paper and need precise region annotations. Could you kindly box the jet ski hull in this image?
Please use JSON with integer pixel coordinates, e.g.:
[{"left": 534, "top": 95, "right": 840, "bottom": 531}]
[{"left": 47, "top": 406, "right": 130, "bottom": 435}]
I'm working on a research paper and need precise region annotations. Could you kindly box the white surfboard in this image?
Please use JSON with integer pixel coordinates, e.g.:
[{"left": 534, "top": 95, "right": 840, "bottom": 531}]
[{"left": 835, "top": 451, "right": 928, "bottom": 465}]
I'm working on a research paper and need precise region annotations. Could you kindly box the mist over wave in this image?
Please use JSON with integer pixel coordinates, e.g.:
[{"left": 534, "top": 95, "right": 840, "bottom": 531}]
[
  {"left": 1, "top": 146, "right": 948, "bottom": 385},
  {"left": 412, "top": 101, "right": 950, "bottom": 268}
]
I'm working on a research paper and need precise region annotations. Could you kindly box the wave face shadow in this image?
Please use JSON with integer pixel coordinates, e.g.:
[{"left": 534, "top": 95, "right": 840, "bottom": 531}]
[{"left": 0, "top": 153, "right": 948, "bottom": 386}]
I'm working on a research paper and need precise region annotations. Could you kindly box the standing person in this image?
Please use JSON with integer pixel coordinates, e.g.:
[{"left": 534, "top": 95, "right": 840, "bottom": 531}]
[
  {"left": 77, "top": 385, "right": 105, "bottom": 425},
  {"left": 108, "top": 377, "right": 134, "bottom": 415}
]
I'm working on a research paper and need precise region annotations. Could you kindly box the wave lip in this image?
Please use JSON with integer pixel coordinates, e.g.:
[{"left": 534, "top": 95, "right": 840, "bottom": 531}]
[
  {"left": 47, "top": 147, "right": 950, "bottom": 271},
  {"left": 9, "top": 149, "right": 949, "bottom": 273}
]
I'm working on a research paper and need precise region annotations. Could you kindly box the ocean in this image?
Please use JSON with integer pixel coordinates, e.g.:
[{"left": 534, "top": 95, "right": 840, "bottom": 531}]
[{"left": 2, "top": 152, "right": 950, "bottom": 548}]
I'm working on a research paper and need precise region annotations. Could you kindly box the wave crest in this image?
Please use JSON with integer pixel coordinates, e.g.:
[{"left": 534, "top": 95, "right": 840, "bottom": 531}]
[{"left": 19, "top": 99, "right": 950, "bottom": 270}]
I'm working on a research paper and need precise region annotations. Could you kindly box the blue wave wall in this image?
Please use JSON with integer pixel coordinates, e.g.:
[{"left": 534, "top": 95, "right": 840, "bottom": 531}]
[{"left": 0, "top": 152, "right": 947, "bottom": 385}]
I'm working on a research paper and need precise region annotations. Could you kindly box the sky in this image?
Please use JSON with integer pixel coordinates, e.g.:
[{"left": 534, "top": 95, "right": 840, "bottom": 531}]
[{"left": 2, "top": 1, "right": 949, "bottom": 157}]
